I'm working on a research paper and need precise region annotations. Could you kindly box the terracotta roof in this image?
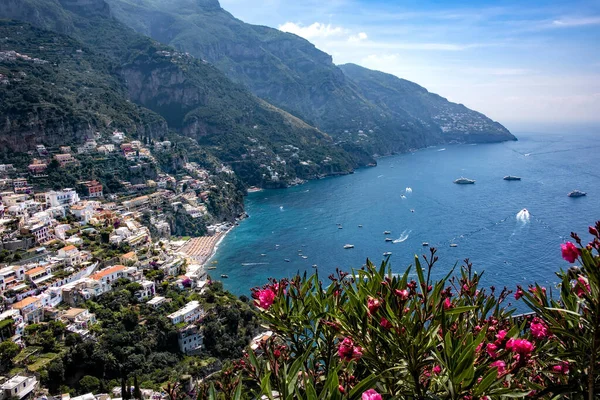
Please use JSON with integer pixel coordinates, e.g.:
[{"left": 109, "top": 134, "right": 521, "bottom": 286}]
[
  {"left": 25, "top": 266, "right": 45, "bottom": 276},
  {"left": 90, "top": 265, "right": 125, "bottom": 280},
  {"left": 12, "top": 296, "right": 40, "bottom": 309},
  {"left": 121, "top": 252, "right": 136, "bottom": 259},
  {"left": 61, "top": 245, "right": 77, "bottom": 252}
]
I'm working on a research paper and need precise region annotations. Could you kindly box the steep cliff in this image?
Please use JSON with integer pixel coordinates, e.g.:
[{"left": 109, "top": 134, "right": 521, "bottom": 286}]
[
  {"left": 0, "top": 0, "right": 368, "bottom": 185},
  {"left": 105, "top": 0, "right": 516, "bottom": 154}
]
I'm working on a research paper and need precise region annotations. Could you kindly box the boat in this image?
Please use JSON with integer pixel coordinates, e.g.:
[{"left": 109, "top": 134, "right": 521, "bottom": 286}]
[
  {"left": 422, "top": 242, "right": 429, "bottom": 246},
  {"left": 450, "top": 243, "right": 458, "bottom": 247},
  {"left": 284, "top": 259, "right": 291, "bottom": 262},
  {"left": 504, "top": 175, "right": 521, "bottom": 181},
  {"left": 206, "top": 266, "right": 217, "bottom": 270},
  {"left": 385, "top": 238, "right": 393, "bottom": 242},
  {"left": 260, "top": 253, "right": 266, "bottom": 257},
  {"left": 312, "top": 264, "right": 318, "bottom": 268},
  {"left": 568, "top": 190, "right": 587, "bottom": 198},
  {"left": 358, "top": 225, "right": 363, "bottom": 228},
  {"left": 220, "top": 274, "right": 229, "bottom": 278},
  {"left": 454, "top": 177, "right": 475, "bottom": 184},
  {"left": 343, "top": 244, "right": 355, "bottom": 249},
  {"left": 338, "top": 226, "right": 343, "bottom": 229},
  {"left": 302, "top": 256, "right": 308, "bottom": 259},
  {"left": 384, "top": 231, "right": 391, "bottom": 235},
  {"left": 383, "top": 252, "right": 392, "bottom": 256}
]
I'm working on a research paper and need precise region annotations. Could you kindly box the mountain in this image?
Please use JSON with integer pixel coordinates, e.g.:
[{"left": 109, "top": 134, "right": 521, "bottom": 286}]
[
  {"left": 338, "top": 64, "right": 514, "bottom": 143},
  {"left": 104, "top": 0, "right": 516, "bottom": 154},
  {"left": 0, "top": 0, "right": 369, "bottom": 187}
]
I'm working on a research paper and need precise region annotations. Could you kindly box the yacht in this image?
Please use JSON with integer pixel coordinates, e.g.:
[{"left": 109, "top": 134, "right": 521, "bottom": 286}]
[
  {"left": 422, "top": 242, "right": 429, "bottom": 246},
  {"left": 385, "top": 238, "right": 393, "bottom": 242},
  {"left": 220, "top": 274, "right": 229, "bottom": 278},
  {"left": 503, "top": 175, "right": 521, "bottom": 181},
  {"left": 568, "top": 190, "right": 587, "bottom": 198},
  {"left": 454, "top": 177, "right": 475, "bottom": 184},
  {"left": 383, "top": 252, "right": 392, "bottom": 256},
  {"left": 384, "top": 231, "right": 391, "bottom": 235},
  {"left": 450, "top": 243, "right": 458, "bottom": 247},
  {"left": 343, "top": 244, "right": 355, "bottom": 249}
]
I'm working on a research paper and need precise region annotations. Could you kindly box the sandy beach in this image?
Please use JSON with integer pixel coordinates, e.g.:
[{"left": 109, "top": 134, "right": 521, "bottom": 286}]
[{"left": 177, "top": 227, "right": 232, "bottom": 266}]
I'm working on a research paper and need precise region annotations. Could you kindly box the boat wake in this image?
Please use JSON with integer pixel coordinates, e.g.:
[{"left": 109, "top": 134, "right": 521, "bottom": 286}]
[
  {"left": 516, "top": 208, "right": 530, "bottom": 224},
  {"left": 400, "top": 195, "right": 406, "bottom": 199},
  {"left": 405, "top": 187, "right": 413, "bottom": 194},
  {"left": 377, "top": 175, "right": 384, "bottom": 178},
  {"left": 241, "top": 262, "right": 270, "bottom": 266},
  {"left": 393, "top": 229, "right": 411, "bottom": 243},
  {"left": 437, "top": 148, "right": 446, "bottom": 152}
]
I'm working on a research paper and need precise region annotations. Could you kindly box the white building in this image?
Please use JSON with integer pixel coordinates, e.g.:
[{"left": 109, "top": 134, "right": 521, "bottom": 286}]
[
  {"left": 45, "top": 189, "right": 80, "bottom": 208},
  {"left": 177, "top": 325, "right": 203, "bottom": 354},
  {"left": 0, "top": 375, "right": 37, "bottom": 400},
  {"left": 57, "top": 245, "right": 81, "bottom": 266},
  {"left": 167, "top": 300, "right": 203, "bottom": 325},
  {"left": 146, "top": 296, "right": 167, "bottom": 308},
  {"left": 134, "top": 280, "right": 155, "bottom": 300}
]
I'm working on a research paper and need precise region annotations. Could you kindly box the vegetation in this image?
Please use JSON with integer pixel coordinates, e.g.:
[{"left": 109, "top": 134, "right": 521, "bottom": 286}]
[
  {"left": 29, "top": 279, "right": 260, "bottom": 395},
  {"left": 191, "top": 222, "right": 600, "bottom": 399}
]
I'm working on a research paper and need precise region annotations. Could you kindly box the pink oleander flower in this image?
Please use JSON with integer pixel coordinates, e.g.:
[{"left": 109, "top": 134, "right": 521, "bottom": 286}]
[
  {"left": 362, "top": 389, "right": 382, "bottom": 400},
  {"left": 338, "top": 337, "right": 362, "bottom": 362},
  {"left": 506, "top": 338, "right": 535, "bottom": 355},
  {"left": 575, "top": 276, "right": 591, "bottom": 298},
  {"left": 490, "top": 360, "right": 506, "bottom": 377},
  {"left": 475, "top": 342, "right": 483, "bottom": 353},
  {"left": 561, "top": 242, "right": 580, "bottom": 263},
  {"left": 367, "top": 296, "right": 382, "bottom": 314},
  {"left": 552, "top": 361, "right": 570, "bottom": 375},
  {"left": 433, "top": 365, "right": 442, "bottom": 375},
  {"left": 495, "top": 330, "right": 507, "bottom": 344},
  {"left": 515, "top": 287, "right": 524, "bottom": 300},
  {"left": 394, "top": 289, "right": 409, "bottom": 300},
  {"left": 380, "top": 317, "right": 392, "bottom": 330},
  {"left": 486, "top": 343, "right": 498, "bottom": 358},
  {"left": 443, "top": 297, "right": 452, "bottom": 310},
  {"left": 530, "top": 318, "right": 549, "bottom": 339},
  {"left": 255, "top": 288, "right": 276, "bottom": 309},
  {"left": 338, "top": 385, "right": 345, "bottom": 394}
]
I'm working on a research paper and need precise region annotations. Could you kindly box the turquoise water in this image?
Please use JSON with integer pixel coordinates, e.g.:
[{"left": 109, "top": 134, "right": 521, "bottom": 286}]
[{"left": 212, "top": 131, "right": 600, "bottom": 296}]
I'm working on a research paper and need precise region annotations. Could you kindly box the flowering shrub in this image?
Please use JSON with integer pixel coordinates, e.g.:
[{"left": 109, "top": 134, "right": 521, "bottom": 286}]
[{"left": 200, "top": 222, "right": 600, "bottom": 399}]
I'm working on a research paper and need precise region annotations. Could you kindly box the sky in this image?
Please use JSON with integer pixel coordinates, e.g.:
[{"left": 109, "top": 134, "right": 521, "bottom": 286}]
[{"left": 220, "top": 0, "right": 600, "bottom": 131}]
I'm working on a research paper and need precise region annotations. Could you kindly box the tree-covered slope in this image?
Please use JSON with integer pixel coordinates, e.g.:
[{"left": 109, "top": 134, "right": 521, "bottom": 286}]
[
  {"left": 0, "top": 19, "right": 168, "bottom": 153},
  {"left": 104, "top": 0, "right": 516, "bottom": 154},
  {"left": 0, "top": 0, "right": 369, "bottom": 186}
]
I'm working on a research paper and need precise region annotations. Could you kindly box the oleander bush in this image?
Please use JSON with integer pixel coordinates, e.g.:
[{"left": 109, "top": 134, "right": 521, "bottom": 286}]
[{"left": 200, "top": 222, "right": 600, "bottom": 399}]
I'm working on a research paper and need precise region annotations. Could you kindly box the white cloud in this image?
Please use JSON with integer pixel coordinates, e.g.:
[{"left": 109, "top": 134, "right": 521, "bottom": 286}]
[
  {"left": 551, "top": 16, "right": 600, "bottom": 27},
  {"left": 278, "top": 22, "right": 347, "bottom": 39},
  {"left": 348, "top": 32, "right": 368, "bottom": 42}
]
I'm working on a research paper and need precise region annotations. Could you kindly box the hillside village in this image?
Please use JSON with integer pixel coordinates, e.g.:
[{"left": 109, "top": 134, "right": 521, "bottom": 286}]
[{"left": 0, "top": 130, "right": 258, "bottom": 399}]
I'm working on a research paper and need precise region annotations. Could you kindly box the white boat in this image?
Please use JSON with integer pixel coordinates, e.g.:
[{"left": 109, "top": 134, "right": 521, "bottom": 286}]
[
  {"left": 454, "top": 177, "right": 475, "bottom": 184},
  {"left": 220, "top": 274, "right": 229, "bottom": 278},
  {"left": 383, "top": 252, "right": 392, "bottom": 256},
  {"left": 284, "top": 259, "right": 290, "bottom": 262},
  {"left": 504, "top": 175, "right": 521, "bottom": 181},
  {"left": 450, "top": 243, "right": 458, "bottom": 247},
  {"left": 384, "top": 231, "right": 391, "bottom": 235},
  {"left": 568, "top": 190, "right": 587, "bottom": 198},
  {"left": 422, "top": 242, "right": 429, "bottom": 246},
  {"left": 302, "top": 256, "right": 308, "bottom": 259},
  {"left": 343, "top": 244, "right": 355, "bottom": 249}
]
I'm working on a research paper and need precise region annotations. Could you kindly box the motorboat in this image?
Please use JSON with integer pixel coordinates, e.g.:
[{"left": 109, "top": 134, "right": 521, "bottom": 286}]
[
  {"left": 284, "top": 259, "right": 291, "bottom": 262},
  {"left": 220, "top": 274, "right": 229, "bottom": 278},
  {"left": 503, "top": 175, "right": 521, "bottom": 181},
  {"left": 454, "top": 177, "right": 475, "bottom": 184},
  {"left": 343, "top": 244, "right": 355, "bottom": 249},
  {"left": 385, "top": 238, "right": 393, "bottom": 242},
  {"left": 568, "top": 190, "right": 587, "bottom": 198},
  {"left": 450, "top": 243, "right": 458, "bottom": 247},
  {"left": 384, "top": 231, "right": 391, "bottom": 235},
  {"left": 422, "top": 242, "right": 429, "bottom": 246},
  {"left": 383, "top": 252, "right": 392, "bottom": 256}
]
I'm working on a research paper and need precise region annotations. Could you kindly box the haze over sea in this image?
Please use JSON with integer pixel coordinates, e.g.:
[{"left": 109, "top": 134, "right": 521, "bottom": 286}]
[{"left": 213, "top": 131, "right": 600, "bottom": 297}]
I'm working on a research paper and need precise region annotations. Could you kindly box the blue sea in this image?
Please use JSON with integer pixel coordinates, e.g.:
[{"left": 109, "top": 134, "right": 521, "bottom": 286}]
[{"left": 212, "top": 131, "right": 600, "bottom": 298}]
